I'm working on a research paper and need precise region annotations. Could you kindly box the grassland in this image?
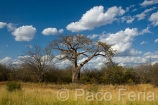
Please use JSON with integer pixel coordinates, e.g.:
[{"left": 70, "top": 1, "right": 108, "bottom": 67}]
[{"left": 0, "top": 82, "right": 158, "bottom": 105}]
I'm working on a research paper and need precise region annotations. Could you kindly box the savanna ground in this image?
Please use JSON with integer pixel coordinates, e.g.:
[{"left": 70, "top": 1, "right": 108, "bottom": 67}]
[{"left": 0, "top": 82, "right": 158, "bottom": 105}]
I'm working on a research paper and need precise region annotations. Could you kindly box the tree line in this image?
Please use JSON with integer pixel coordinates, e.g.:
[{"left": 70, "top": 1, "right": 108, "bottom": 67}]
[
  {"left": 1, "top": 63, "right": 158, "bottom": 85},
  {"left": 0, "top": 34, "right": 158, "bottom": 85}
]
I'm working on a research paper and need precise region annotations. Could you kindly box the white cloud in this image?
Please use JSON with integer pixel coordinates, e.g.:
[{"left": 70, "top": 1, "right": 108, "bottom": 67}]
[
  {"left": 81, "top": 55, "right": 152, "bottom": 68},
  {"left": 66, "top": 6, "right": 125, "bottom": 32},
  {"left": 136, "top": 13, "right": 146, "bottom": 21},
  {"left": 42, "top": 28, "right": 64, "bottom": 35},
  {"left": 149, "top": 11, "right": 158, "bottom": 26},
  {"left": 77, "top": 56, "right": 107, "bottom": 69},
  {"left": 7, "top": 23, "right": 16, "bottom": 31},
  {"left": 126, "top": 17, "right": 135, "bottom": 23},
  {"left": 155, "top": 39, "right": 158, "bottom": 43},
  {"left": 0, "top": 22, "right": 7, "bottom": 28},
  {"left": 121, "top": 16, "right": 135, "bottom": 23},
  {"left": 132, "top": 8, "right": 138, "bottom": 12},
  {"left": 80, "top": 54, "right": 154, "bottom": 68},
  {"left": 143, "top": 51, "right": 158, "bottom": 64},
  {"left": 126, "top": 5, "right": 135, "bottom": 12},
  {"left": 0, "top": 22, "right": 16, "bottom": 31},
  {"left": 12, "top": 25, "right": 36, "bottom": 41},
  {"left": 0, "top": 57, "right": 12, "bottom": 65},
  {"left": 59, "top": 29, "right": 64, "bottom": 33},
  {"left": 140, "top": 41, "right": 148, "bottom": 45},
  {"left": 12, "top": 56, "right": 32, "bottom": 65},
  {"left": 98, "top": 27, "right": 151, "bottom": 55},
  {"left": 139, "top": 27, "right": 152, "bottom": 35},
  {"left": 144, "top": 51, "right": 158, "bottom": 58},
  {"left": 53, "top": 57, "right": 71, "bottom": 68},
  {"left": 136, "top": 7, "right": 157, "bottom": 21},
  {"left": 115, "top": 56, "right": 147, "bottom": 64},
  {"left": 99, "top": 28, "right": 141, "bottom": 56},
  {"left": 87, "top": 34, "right": 99, "bottom": 39},
  {"left": 140, "top": 0, "right": 158, "bottom": 6}
]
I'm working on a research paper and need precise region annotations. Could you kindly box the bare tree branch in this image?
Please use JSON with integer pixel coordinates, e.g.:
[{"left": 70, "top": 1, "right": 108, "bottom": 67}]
[
  {"left": 49, "top": 35, "right": 116, "bottom": 83},
  {"left": 20, "top": 45, "right": 54, "bottom": 82}
]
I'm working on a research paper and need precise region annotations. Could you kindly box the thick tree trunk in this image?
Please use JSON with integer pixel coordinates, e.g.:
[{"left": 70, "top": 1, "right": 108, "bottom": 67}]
[
  {"left": 72, "top": 69, "right": 80, "bottom": 83},
  {"left": 71, "top": 51, "right": 96, "bottom": 83}
]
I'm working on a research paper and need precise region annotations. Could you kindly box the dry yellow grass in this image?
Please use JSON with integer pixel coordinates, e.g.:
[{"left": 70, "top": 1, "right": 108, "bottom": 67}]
[{"left": 0, "top": 82, "right": 158, "bottom": 105}]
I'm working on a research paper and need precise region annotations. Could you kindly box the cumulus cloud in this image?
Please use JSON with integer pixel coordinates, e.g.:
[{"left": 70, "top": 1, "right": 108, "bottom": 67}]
[
  {"left": 139, "top": 27, "right": 152, "bottom": 35},
  {"left": 140, "top": 41, "right": 148, "bottom": 45},
  {"left": 99, "top": 28, "right": 141, "bottom": 56},
  {"left": 140, "top": 0, "right": 158, "bottom": 6},
  {"left": 66, "top": 6, "right": 125, "bottom": 32},
  {"left": 155, "top": 39, "right": 158, "bottom": 43},
  {"left": 98, "top": 27, "right": 151, "bottom": 56},
  {"left": 7, "top": 23, "right": 16, "bottom": 31},
  {"left": 144, "top": 51, "right": 158, "bottom": 64},
  {"left": 12, "top": 25, "right": 36, "bottom": 41},
  {"left": 144, "top": 51, "right": 158, "bottom": 58},
  {"left": 0, "top": 57, "right": 12, "bottom": 65},
  {"left": 136, "top": 7, "right": 157, "bottom": 21},
  {"left": 149, "top": 11, "right": 158, "bottom": 26},
  {"left": 0, "top": 22, "right": 16, "bottom": 31},
  {"left": 53, "top": 56, "right": 71, "bottom": 68},
  {"left": 42, "top": 28, "right": 64, "bottom": 35},
  {"left": 0, "top": 22, "right": 7, "bottom": 28},
  {"left": 121, "top": 16, "right": 135, "bottom": 23},
  {"left": 80, "top": 54, "right": 154, "bottom": 68},
  {"left": 115, "top": 56, "right": 146, "bottom": 64},
  {"left": 94, "top": 53, "right": 158, "bottom": 67}
]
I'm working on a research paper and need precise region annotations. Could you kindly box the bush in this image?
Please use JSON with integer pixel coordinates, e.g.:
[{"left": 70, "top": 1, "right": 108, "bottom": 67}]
[
  {"left": 0, "top": 64, "right": 10, "bottom": 81},
  {"left": 103, "top": 65, "right": 125, "bottom": 85},
  {"left": 6, "top": 81, "right": 21, "bottom": 92}
]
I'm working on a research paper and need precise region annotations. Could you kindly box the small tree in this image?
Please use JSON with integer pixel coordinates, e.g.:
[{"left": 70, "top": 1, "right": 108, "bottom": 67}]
[
  {"left": 134, "top": 64, "right": 151, "bottom": 84},
  {"left": 21, "top": 45, "right": 54, "bottom": 82},
  {"left": 103, "top": 65, "right": 125, "bottom": 84},
  {"left": 49, "top": 35, "right": 115, "bottom": 83},
  {"left": 149, "top": 63, "right": 158, "bottom": 86}
]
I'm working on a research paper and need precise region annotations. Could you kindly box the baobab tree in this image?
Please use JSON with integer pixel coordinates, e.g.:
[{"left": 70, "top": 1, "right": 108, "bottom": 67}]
[{"left": 49, "top": 35, "right": 115, "bottom": 83}]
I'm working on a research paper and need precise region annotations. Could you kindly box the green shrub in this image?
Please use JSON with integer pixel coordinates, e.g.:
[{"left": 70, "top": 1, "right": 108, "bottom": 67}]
[{"left": 6, "top": 81, "right": 21, "bottom": 92}]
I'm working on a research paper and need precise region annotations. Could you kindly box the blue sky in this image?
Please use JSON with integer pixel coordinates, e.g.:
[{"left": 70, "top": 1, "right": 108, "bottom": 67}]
[{"left": 0, "top": 0, "right": 158, "bottom": 67}]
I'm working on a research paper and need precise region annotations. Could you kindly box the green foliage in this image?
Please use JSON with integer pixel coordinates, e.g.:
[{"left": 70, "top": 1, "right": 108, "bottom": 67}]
[
  {"left": 103, "top": 65, "right": 125, "bottom": 84},
  {"left": 101, "top": 65, "right": 139, "bottom": 85},
  {"left": 43, "top": 68, "right": 72, "bottom": 84},
  {"left": 150, "top": 63, "right": 158, "bottom": 86},
  {"left": 6, "top": 81, "right": 21, "bottom": 92},
  {"left": 0, "top": 64, "right": 10, "bottom": 81},
  {"left": 1, "top": 61, "right": 158, "bottom": 85},
  {"left": 80, "top": 69, "right": 104, "bottom": 84}
]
